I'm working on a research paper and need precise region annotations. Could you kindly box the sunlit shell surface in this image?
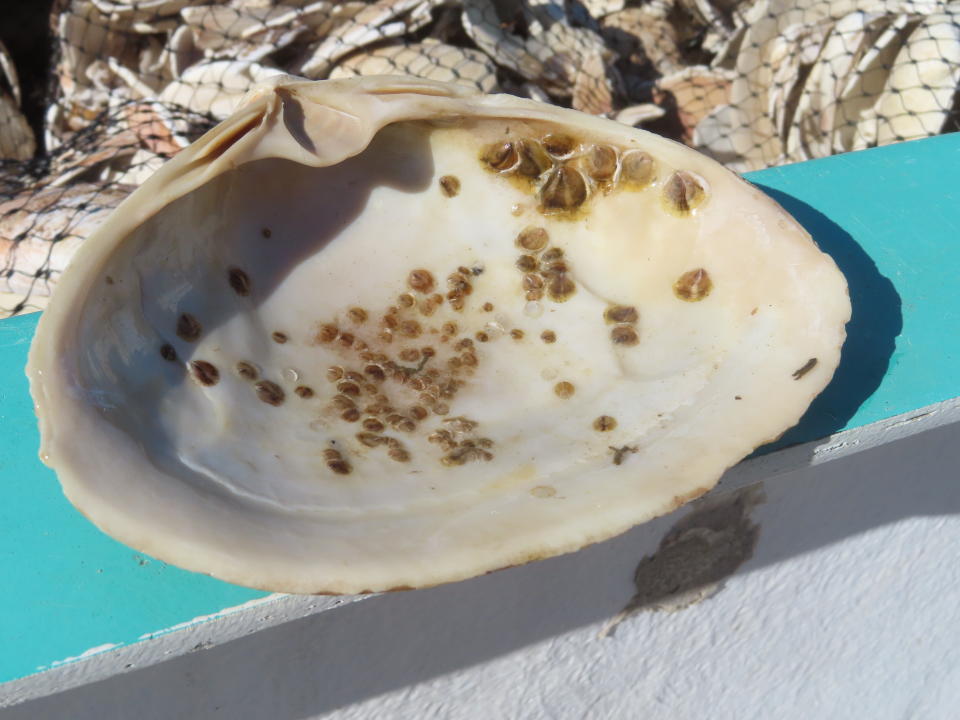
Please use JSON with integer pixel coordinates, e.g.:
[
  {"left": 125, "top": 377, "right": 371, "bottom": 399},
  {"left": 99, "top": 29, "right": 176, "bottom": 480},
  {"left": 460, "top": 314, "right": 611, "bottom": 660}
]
[{"left": 27, "top": 77, "right": 850, "bottom": 594}]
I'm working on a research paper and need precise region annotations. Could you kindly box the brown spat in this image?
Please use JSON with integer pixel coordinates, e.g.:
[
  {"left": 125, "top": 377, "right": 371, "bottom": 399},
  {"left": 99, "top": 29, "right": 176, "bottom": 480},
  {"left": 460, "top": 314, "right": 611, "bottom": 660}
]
[
  {"left": 439, "top": 175, "right": 460, "bottom": 197},
  {"left": 516, "top": 226, "right": 549, "bottom": 252},
  {"left": 583, "top": 145, "right": 618, "bottom": 183},
  {"left": 408, "top": 269, "right": 435, "bottom": 294},
  {"left": 254, "top": 380, "right": 285, "bottom": 406},
  {"left": 347, "top": 307, "right": 368, "bottom": 324},
  {"left": 190, "top": 360, "right": 219, "bottom": 386},
  {"left": 554, "top": 381, "right": 575, "bottom": 399},
  {"left": 316, "top": 324, "right": 339, "bottom": 343},
  {"left": 673, "top": 268, "right": 713, "bottom": 302},
  {"left": 593, "top": 415, "right": 617, "bottom": 432},
  {"left": 176, "top": 313, "right": 202, "bottom": 342},
  {"left": 542, "top": 133, "right": 577, "bottom": 157},
  {"left": 662, "top": 171, "right": 706, "bottom": 215},
  {"left": 605, "top": 305, "right": 638, "bottom": 324},
  {"left": 540, "top": 166, "right": 588, "bottom": 213},
  {"left": 621, "top": 151, "right": 655, "bottom": 188},
  {"left": 159, "top": 344, "right": 177, "bottom": 362},
  {"left": 236, "top": 361, "right": 258, "bottom": 380},
  {"left": 481, "top": 141, "right": 517, "bottom": 172},
  {"left": 515, "top": 139, "right": 552, "bottom": 179},
  {"left": 547, "top": 274, "right": 576, "bottom": 302},
  {"left": 611, "top": 325, "right": 640, "bottom": 346},
  {"left": 227, "top": 267, "right": 252, "bottom": 296}
]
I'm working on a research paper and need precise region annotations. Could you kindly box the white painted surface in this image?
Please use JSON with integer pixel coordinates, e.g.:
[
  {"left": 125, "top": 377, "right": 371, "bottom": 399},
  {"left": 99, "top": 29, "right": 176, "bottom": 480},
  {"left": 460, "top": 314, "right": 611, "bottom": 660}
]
[{"left": 2, "top": 409, "right": 958, "bottom": 719}]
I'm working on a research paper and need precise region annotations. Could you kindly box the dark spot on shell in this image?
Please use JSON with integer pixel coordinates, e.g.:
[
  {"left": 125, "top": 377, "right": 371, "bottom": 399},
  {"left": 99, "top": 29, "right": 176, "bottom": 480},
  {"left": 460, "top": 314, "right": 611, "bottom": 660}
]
[
  {"left": 662, "top": 171, "right": 706, "bottom": 215},
  {"left": 541, "top": 330, "right": 556, "bottom": 344},
  {"left": 261, "top": 227, "right": 272, "bottom": 238},
  {"left": 408, "top": 269, "right": 435, "bottom": 294},
  {"left": 227, "top": 267, "right": 251, "bottom": 296},
  {"left": 254, "top": 380, "right": 285, "bottom": 406},
  {"left": 516, "top": 255, "right": 539, "bottom": 272},
  {"left": 271, "top": 331, "right": 288, "bottom": 344},
  {"left": 190, "top": 360, "right": 219, "bottom": 386},
  {"left": 611, "top": 325, "right": 640, "bottom": 346},
  {"left": 554, "top": 381, "right": 575, "bottom": 399},
  {"left": 176, "top": 313, "right": 201, "bottom": 342},
  {"left": 540, "top": 166, "right": 587, "bottom": 212},
  {"left": 593, "top": 415, "right": 617, "bottom": 432},
  {"left": 610, "top": 445, "right": 638, "bottom": 466},
  {"left": 105, "top": 275, "right": 114, "bottom": 285},
  {"left": 674, "top": 268, "right": 713, "bottom": 302},
  {"left": 159, "top": 344, "right": 177, "bottom": 362},
  {"left": 515, "top": 139, "right": 552, "bottom": 178},
  {"left": 481, "top": 141, "right": 517, "bottom": 172},
  {"left": 583, "top": 145, "right": 617, "bottom": 183},
  {"left": 347, "top": 307, "right": 368, "bottom": 324},
  {"left": 236, "top": 361, "right": 258, "bottom": 380},
  {"left": 621, "top": 150, "right": 655, "bottom": 187},
  {"left": 792, "top": 358, "right": 818, "bottom": 380},
  {"left": 439, "top": 175, "right": 461, "bottom": 197},
  {"left": 482, "top": 302, "right": 494, "bottom": 312},
  {"left": 317, "top": 324, "right": 339, "bottom": 343},
  {"left": 295, "top": 386, "right": 315, "bottom": 398},
  {"left": 605, "top": 305, "right": 638, "bottom": 324},
  {"left": 516, "top": 226, "right": 549, "bottom": 252},
  {"left": 542, "top": 133, "right": 576, "bottom": 157}
]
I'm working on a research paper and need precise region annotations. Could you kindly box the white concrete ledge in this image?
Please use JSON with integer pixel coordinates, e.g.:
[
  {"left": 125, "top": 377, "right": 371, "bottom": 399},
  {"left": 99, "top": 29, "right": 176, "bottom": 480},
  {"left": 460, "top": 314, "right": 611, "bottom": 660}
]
[{"left": 4, "top": 398, "right": 959, "bottom": 718}]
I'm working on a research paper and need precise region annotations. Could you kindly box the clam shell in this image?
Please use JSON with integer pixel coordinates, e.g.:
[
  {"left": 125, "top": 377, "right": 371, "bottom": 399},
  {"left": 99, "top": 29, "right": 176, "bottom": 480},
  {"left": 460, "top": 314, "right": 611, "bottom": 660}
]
[
  {"left": 329, "top": 39, "right": 499, "bottom": 93},
  {"left": 0, "top": 39, "right": 35, "bottom": 161},
  {"left": 28, "top": 77, "right": 849, "bottom": 593}
]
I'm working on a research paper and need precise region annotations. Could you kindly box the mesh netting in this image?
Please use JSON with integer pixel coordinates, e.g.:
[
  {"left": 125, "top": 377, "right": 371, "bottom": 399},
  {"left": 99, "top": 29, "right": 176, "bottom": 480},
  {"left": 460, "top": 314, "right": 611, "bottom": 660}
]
[{"left": 1, "top": 0, "right": 958, "bottom": 316}]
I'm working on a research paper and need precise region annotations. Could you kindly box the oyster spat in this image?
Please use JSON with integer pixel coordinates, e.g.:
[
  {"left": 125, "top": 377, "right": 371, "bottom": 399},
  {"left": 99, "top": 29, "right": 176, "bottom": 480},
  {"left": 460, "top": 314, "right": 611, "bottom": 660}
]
[{"left": 27, "top": 77, "right": 849, "bottom": 594}]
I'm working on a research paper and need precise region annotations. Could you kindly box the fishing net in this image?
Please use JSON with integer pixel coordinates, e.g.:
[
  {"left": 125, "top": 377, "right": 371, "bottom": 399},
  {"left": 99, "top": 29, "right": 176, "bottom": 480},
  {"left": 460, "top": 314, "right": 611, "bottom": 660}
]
[{"left": 1, "top": 0, "right": 958, "bottom": 316}]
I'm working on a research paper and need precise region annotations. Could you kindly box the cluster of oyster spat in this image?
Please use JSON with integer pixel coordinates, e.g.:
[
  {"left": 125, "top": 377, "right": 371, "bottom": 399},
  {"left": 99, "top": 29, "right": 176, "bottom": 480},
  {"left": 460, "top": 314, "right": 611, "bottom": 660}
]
[
  {"left": 476, "top": 131, "right": 704, "bottom": 222},
  {"left": 27, "top": 77, "right": 850, "bottom": 594}
]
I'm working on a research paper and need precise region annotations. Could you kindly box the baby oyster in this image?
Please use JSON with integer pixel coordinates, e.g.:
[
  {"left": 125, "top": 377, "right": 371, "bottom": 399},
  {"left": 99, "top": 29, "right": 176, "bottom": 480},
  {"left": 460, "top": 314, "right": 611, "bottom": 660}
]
[{"left": 27, "top": 77, "right": 850, "bottom": 594}]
